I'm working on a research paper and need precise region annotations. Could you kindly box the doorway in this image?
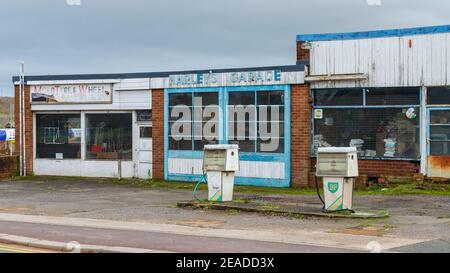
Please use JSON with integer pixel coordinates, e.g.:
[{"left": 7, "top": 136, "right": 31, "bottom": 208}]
[{"left": 137, "top": 126, "right": 153, "bottom": 179}]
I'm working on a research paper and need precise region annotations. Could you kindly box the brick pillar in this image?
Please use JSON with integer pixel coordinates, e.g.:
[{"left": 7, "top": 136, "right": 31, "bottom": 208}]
[
  {"left": 290, "top": 84, "right": 311, "bottom": 188},
  {"left": 14, "top": 85, "right": 33, "bottom": 175},
  {"left": 152, "top": 89, "right": 165, "bottom": 180},
  {"left": 296, "top": 41, "right": 310, "bottom": 63}
]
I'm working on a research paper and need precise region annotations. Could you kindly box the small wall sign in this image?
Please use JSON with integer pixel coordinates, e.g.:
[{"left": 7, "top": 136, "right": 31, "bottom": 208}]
[
  {"left": 30, "top": 84, "right": 112, "bottom": 104},
  {"left": 406, "top": 108, "right": 417, "bottom": 120},
  {"left": 314, "top": 109, "right": 323, "bottom": 119}
]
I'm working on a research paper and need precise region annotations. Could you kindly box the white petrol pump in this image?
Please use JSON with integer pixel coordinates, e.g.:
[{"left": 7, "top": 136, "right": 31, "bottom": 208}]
[
  {"left": 316, "top": 147, "right": 359, "bottom": 212},
  {"left": 202, "top": 144, "right": 239, "bottom": 202}
]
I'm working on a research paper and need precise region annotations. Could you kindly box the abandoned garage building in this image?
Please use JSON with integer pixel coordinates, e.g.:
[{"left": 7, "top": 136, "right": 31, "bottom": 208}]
[{"left": 12, "top": 24, "right": 450, "bottom": 187}]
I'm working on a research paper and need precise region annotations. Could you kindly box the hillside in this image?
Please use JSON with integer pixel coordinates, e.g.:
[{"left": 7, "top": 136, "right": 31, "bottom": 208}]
[{"left": 0, "top": 97, "right": 14, "bottom": 128}]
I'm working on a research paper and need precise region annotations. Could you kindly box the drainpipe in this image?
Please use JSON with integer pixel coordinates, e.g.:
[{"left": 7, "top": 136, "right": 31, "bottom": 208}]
[
  {"left": 420, "top": 86, "right": 427, "bottom": 176},
  {"left": 118, "top": 159, "right": 122, "bottom": 180},
  {"left": 18, "top": 64, "right": 23, "bottom": 176},
  {"left": 9, "top": 103, "right": 13, "bottom": 156},
  {"left": 20, "top": 62, "right": 26, "bottom": 177}
]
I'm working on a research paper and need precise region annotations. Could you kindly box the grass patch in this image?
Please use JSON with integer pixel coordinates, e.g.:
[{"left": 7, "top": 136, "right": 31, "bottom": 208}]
[
  {"left": 355, "top": 183, "right": 450, "bottom": 196},
  {"left": 9, "top": 175, "right": 450, "bottom": 196}
]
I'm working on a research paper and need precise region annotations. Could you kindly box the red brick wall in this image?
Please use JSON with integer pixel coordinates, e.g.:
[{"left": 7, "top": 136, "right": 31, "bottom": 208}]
[
  {"left": 309, "top": 158, "right": 420, "bottom": 186},
  {"left": 14, "top": 85, "right": 33, "bottom": 175},
  {"left": 152, "top": 89, "right": 165, "bottom": 180},
  {"left": 0, "top": 156, "right": 18, "bottom": 178},
  {"left": 357, "top": 160, "right": 419, "bottom": 176},
  {"left": 291, "top": 84, "right": 312, "bottom": 187},
  {"left": 297, "top": 41, "right": 310, "bottom": 62}
]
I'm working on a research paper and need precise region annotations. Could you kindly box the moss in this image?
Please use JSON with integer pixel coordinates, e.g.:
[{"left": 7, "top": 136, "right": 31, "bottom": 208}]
[
  {"left": 7, "top": 175, "right": 450, "bottom": 197},
  {"left": 355, "top": 183, "right": 450, "bottom": 196}
]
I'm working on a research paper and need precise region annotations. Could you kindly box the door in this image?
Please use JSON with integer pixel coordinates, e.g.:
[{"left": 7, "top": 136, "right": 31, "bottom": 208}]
[
  {"left": 137, "top": 126, "right": 153, "bottom": 179},
  {"left": 427, "top": 109, "right": 450, "bottom": 178}
]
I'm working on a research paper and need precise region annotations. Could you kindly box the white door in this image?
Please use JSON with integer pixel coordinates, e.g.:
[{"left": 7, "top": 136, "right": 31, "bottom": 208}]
[{"left": 137, "top": 126, "right": 153, "bottom": 179}]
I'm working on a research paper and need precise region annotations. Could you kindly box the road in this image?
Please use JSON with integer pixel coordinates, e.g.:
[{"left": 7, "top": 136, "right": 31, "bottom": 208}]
[
  {"left": 0, "top": 220, "right": 360, "bottom": 253},
  {"left": 0, "top": 178, "right": 447, "bottom": 252}
]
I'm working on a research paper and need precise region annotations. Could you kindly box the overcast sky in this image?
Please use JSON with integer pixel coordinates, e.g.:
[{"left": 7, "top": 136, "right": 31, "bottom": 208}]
[{"left": 0, "top": 0, "right": 449, "bottom": 96}]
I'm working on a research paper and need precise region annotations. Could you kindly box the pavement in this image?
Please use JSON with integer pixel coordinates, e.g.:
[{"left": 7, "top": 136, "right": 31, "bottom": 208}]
[
  {"left": 0, "top": 242, "right": 54, "bottom": 253},
  {"left": 0, "top": 177, "right": 449, "bottom": 252},
  {"left": 0, "top": 217, "right": 362, "bottom": 253}
]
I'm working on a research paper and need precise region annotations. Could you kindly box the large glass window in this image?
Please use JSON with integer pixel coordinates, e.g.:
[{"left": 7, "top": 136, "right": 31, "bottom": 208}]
[
  {"left": 168, "top": 92, "right": 219, "bottom": 151},
  {"left": 314, "top": 108, "right": 420, "bottom": 158},
  {"left": 429, "top": 110, "right": 450, "bottom": 155},
  {"left": 193, "top": 92, "right": 219, "bottom": 150},
  {"left": 313, "top": 87, "right": 421, "bottom": 159},
  {"left": 427, "top": 87, "right": 450, "bottom": 105},
  {"left": 314, "top": 88, "right": 363, "bottom": 106},
  {"left": 36, "top": 114, "right": 81, "bottom": 159},
  {"left": 228, "top": 90, "right": 285, "bottom": 153},
  {"left": 366, "top": 87, "right": 420, "bottom": 105},
  {"left": 86, "top": 113, "right": 132, "bottom": 160}
]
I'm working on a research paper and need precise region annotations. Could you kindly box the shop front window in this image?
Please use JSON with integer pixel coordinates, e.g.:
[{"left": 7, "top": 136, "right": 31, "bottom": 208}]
[
  {"left": 85, "top": 113, "right": 133, "bottom": 160},
  {"left": 228, "top": 90, "right": 285, "bottom": 153},
  {"left": 168, "top": 92, "right": 219, "bottom": 151},
  {"left": 313, "top": 88, "right": 420, "bottom": 159},
  {"left": 427, "top": 87, "right": 450, "bottom": 105},
  {"left": 429, "top": 110, "right": 450, "bottom": 155},
  {"left": 36, "top": 114, "right": 81, "bottom": 159},
  {"left": 314, "top": 88, "right": 362, "bottom": 106}
]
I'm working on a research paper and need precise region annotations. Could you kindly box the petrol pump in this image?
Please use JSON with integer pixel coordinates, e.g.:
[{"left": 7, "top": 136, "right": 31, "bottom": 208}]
[
  {"left": 194, "top": 144, "right": 239, "bottom": 202},
  {"left": 316, "top": 147, "right": 359, "bottom": 212}
]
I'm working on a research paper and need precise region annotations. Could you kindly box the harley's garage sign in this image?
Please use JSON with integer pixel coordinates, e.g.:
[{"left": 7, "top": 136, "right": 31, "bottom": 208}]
[{"left": 30, "top": 84, "right": 112, "bottom": 104}]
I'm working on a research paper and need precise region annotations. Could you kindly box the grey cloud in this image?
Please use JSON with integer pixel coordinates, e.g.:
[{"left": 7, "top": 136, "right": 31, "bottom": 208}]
[{"left": 0, "top": 0, "right": 449, "bottom": 96}]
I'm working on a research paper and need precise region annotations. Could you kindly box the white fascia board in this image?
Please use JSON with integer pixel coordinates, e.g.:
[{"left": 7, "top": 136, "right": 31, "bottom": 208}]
[
  {"left": 23, "top": 79, "right": 121, "bottom": 85},
  {"left": 150, "top": 77, "right": 167, "bottom": 89},
  {"left": 150, "top": 71, "right": 305, "bottom": 89},
  {"left": 116, "top": 78, "right": 151, "bottom": 91}
]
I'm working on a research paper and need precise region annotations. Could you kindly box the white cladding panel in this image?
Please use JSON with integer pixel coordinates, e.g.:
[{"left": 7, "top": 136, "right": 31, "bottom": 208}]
[
  {"left": 310, "top": 33, "right": 450, "bottom": 88},
  {"left": 116, "top": 78, "right": 150, "bottom": 90},
  {"left": 168, "top": 158, "right": 203, "bottom": 175},
  {"left": 34, "top": 159, "right": 82, "bottom": 176},
  {"left": 168, "top": 158, "right": 285, "bottom": 179},
  {"left": 115, "top": 90, "right": 151, "bottom": 109},
  {"left": 139, "top": 151, "right": 153, "bottom": 163},
  {"left": 34, "top": 159, "right": 135, "bottom": 178},
  {"left": 139, "top": 139, "right": 153, "bottom": 151}
]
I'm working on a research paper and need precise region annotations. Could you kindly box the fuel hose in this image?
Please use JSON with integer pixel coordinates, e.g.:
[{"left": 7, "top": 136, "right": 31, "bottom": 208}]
[
  {"left": 315, "top": 177, "right": 326, "bottom": 211},
  {"left": 192, "top": 173, "right": 208, "bottom": 202}
]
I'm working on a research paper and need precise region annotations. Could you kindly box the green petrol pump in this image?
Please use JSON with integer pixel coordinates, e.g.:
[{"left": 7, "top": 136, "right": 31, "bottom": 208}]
[{"left": 316, "top": 147, "right": 359, "bottom": 212}]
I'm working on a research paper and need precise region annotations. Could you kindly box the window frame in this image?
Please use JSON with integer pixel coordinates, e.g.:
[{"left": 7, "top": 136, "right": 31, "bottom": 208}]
[
  {"left": 427, "top": 87, "right": 450, "bottom": 106},
  {"left": 311, "top": 87, "right": 422, "bottom": 161},
  {"left": 168, "top": 91, "right": 220, "bottom": 151},
  {"left": 84, "top": 112, "right": 134, "bottom": 161},
  {"left": 35, "top": 113, "right": 82, "bottom": 160},
  {"left": 227, "top": 89, "right": 286, "bottom": 153}
]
